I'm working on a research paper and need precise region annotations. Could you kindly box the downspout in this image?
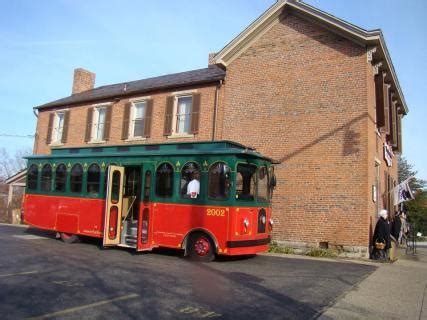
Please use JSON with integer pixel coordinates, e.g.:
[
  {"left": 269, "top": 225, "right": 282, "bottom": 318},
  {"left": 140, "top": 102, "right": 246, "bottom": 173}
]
[
  {"left": 212, "top": 80, "right": 223, "bottom": 141},
  {"left": 32, "top": 108, "right": 39, "bottom": 154}
]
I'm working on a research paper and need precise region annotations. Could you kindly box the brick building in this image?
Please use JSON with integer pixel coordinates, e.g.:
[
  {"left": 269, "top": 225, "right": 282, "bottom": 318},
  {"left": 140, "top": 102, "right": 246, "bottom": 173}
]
[{"left": 32, "top": 0, "right": 407, "bottom": 257}]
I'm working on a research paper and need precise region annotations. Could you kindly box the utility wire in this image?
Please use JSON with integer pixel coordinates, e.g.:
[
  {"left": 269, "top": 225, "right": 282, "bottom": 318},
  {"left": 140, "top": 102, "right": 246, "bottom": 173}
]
[{"left": 0, "top": 134, "right": 34, "bottom": 138}]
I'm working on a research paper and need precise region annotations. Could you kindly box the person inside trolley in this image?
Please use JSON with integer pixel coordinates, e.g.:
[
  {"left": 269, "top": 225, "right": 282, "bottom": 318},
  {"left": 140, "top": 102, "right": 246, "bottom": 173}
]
[{"left": 187, "top": 171, "right": 200, "bottom": 198}]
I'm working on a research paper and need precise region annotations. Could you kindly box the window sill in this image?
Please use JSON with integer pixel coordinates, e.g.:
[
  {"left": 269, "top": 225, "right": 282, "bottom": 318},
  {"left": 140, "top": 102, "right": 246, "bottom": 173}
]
[
  {"left": 87, "top": 140, "right": 106, "bottom": 144},
  {"left": 125, "top": 137, "right": 147, "bottom": 142},
  {"left": 49, "top": 142, "right": 64, "bottom": 147},
  {"left": 167, "top": 133, "right": 195, "bottom": 139}
]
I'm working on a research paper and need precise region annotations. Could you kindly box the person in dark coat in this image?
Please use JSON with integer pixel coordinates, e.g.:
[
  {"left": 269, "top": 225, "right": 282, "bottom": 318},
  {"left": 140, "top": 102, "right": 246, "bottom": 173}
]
[{"left": 372, "top": 209, "right": 391, "bottom": 260}]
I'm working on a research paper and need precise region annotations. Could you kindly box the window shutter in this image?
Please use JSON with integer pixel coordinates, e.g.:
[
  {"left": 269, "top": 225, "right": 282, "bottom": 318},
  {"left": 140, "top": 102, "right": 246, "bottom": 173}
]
[
  {"left": 143, "top": 99, "right": 153, "bottom": 138},
  {"left": 164, "top": 96, "right": 174, "bottom": 136},
  {"left": 397, "top": 114, "right": 402, "bottom": 153},
  {"left": 103, "top": 105, "right": 112, "bottom": 141},
  {"left": 390, "top": 99, "right": 397, "bottom": 146},
  {"left": 383, "top": 83, "right": 390, "bottom": 135},
  {"left": 46, "top": 113, "right": 54, "bottom": 145},
  {"left": 122, "top": 102, "right": 131, "bottom": 140},
  {"left": 190, "top": 93, "right": 201, "bottom": 134},
  {"left": 84, "top": 107, "right": 94, "bottom": 142},
  {"left": 61, "top": 111, "right": 70, "bottom": 144},
  {"left": 374, "top": 73, "right": 385, "bottom": 128}
]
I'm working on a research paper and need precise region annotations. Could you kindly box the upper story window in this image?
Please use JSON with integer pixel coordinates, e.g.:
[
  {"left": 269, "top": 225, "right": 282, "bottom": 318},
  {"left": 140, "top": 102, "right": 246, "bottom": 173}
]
[
  {"left": 122, "top": 99, "right": 153, "bottom": 140},
  {"left": 175, "top": 96, "right": 192, "bottom": 134},
  {"left": 132, "top": 101, "right": 146, "bottom": 137},
  {"left": 85, "top": 105, "right": 112, "bottom": 143},
  {"left": 164, "top": 93, "right": 200, "bottom": 137},
  {"left": 93, "top": 106, "right": 107, "bottom": 141},
  {"left": 47, "top": 111, "right": 70, "bottom": 145}
]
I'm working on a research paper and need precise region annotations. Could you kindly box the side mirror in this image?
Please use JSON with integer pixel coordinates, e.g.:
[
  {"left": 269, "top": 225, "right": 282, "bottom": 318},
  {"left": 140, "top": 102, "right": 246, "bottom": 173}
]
[{"left": 269, "top": 174, "right": 277, "bottom": 189}]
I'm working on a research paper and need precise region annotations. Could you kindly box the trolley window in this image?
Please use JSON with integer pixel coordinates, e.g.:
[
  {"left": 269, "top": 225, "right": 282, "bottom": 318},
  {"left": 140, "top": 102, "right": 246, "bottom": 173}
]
[
  {"left": 55, "top": 164, "right": 66, "bottom": 192},
  {"left": 181, "top": 162, "right": 200, "bottom": 199},
  {"left": 70, "top": 164, "right": 83, "bottom": 193},
  {"left": 27, "top": 164, "right": 38, "bottom": 190},
  {"left": 41, "top": 164, "right": 52, "bottom": 192},
  {"left": 257, "top": 166, "right": 269, "bottom": 202},
  {"left": 236, "top": 164, "right": 256, "bottom": 201},
  {"left": 208, "top": 162, "right": 231, "bottom": 201},
  {"left": 87, "top": 164, "right": 100, "bottom": 194},
  {"left": 156, "top": 163, "right": 174, "bottom": 197}
]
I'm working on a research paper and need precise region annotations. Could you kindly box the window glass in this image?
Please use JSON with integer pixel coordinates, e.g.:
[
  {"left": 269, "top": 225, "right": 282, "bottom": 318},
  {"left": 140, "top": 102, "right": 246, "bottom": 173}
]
[
  {"left": 94, "top": 107, "right": 106, "bottom": 140},
  {"left": 155, "top": 163, "right": 174, "bottom": 197},
  {"left": 143, "top": 171, "right": 151, "bottom": 202},
  {"left": 41, "top": 164, "right": 52, "bottom": 192},
  {"left": 176, "top": 96, "right": 192, "bottom": 134},
  {"left": 111, "top": 170, "right": 121, "bottom": 204},
  {"left": 28, "top": 164, "right": 38, "bottom": 190},
  {"left": 180, "top": 162, "right": 200, "bottom": 199},
  {"left": 55, "top": 164, "right": 66, "bottom": 192},
  {"left": 133, "top": 101, "right": 146, "bottom": 137},
  {"left": 87, "top": 164, "right": 100, "bottom": 194},
  {"left": 53, "top": 112, "right": 64, "bottom": 143},
  {"left": 70, "top": 164, "right": 83, "bottom": 193},
  {"left": 236, "top": 164, "right": 256, "bottom": 201},
  {"left": 258, "top": 166, "right": 269, "bottom": 202},
  {"left": 208, "top": 162, "right": 231, "bottom": 200}
]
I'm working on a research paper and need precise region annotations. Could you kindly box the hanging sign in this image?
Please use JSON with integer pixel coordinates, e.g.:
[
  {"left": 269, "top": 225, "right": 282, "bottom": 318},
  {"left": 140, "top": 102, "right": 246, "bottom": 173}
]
[{"left": 384, "top": 143, "right": 393, "bottom": 167}]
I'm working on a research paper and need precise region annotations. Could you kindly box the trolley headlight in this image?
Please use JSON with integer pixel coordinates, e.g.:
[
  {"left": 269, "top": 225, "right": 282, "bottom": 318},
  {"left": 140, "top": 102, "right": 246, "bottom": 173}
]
[
  {"left": 261, "top": 216, "right": 266, "bottom": 225},
  {"left": 269, "top": 218, "right": 274, "bottom": 231},
  {"left": 243, "top": 218, "right": 250, "bottom": 228}
]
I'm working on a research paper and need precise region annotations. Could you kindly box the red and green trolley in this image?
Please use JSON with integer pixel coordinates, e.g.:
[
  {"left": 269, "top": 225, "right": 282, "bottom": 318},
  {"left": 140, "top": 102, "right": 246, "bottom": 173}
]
[{"left": 24, "top": 141, "right": 276, "bottom": 261}]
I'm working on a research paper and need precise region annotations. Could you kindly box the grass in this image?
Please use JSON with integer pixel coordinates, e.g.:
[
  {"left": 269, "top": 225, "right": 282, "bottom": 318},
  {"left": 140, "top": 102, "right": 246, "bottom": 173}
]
[
  {"left": 268, "top": 242, "right": 295, "bottom": 254},
  {"left": 305, "top": 248, "right": 338, "bottom": 258}
]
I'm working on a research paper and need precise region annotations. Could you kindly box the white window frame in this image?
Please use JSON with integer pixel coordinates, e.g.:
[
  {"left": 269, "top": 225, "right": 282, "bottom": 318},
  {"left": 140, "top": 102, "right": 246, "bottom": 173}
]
[
  {"left": 170, "top": 94, "right": 193, "bottom": 138},
  {"left": 50, "top": 110, "right": 66, "bottom": 145},
  {"left": 89, "top": 104, "right": 109, "bottom": 143},
  {"left": 128, "top": 100, "right": 147, "bottom": 140}
]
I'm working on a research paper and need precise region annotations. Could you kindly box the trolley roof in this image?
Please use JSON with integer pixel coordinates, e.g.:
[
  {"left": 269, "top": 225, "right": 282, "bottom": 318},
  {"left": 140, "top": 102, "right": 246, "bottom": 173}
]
[{"left": 26, "top": 141, "right": 275, "bottom": 162}]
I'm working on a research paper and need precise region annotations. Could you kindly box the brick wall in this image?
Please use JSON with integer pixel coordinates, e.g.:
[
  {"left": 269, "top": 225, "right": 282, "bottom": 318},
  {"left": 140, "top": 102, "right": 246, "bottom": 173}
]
[{"left": 220, "top": 13, "right": 379, "bottom": 251}]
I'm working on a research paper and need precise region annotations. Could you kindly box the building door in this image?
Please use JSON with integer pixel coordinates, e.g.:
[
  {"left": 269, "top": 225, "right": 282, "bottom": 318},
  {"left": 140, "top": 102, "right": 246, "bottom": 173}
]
[
  {"left": 103, "top": 165, "right": 124, "bottom": 246},
  {"left": 137, "top": 164, "right": 154, "bottom": 251}
]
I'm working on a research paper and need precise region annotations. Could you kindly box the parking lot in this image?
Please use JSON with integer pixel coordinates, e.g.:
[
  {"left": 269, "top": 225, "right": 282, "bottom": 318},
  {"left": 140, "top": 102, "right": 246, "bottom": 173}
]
[{"left": 0, "top": 225, "right": 376, "bottom": 319}]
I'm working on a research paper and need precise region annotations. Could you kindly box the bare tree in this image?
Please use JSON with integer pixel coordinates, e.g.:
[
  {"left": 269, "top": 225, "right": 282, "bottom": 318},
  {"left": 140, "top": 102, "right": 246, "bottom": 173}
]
[{"left": 0, "top": 147, "right": 31, "bottom": 180}]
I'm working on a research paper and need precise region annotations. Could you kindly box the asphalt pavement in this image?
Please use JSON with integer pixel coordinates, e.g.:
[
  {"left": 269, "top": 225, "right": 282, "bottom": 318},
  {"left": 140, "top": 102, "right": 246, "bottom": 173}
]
[{"left": 1, "top": 223, "right": 426, "bottom": 319}]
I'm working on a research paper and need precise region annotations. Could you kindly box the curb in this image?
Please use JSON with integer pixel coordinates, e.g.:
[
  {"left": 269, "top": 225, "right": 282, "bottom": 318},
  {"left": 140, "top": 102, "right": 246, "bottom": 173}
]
[
  {"left": 260, "top": 252, "right": 379, "bottom": 266},
  {"left": 0, "top": 223, "right": 29, "bottom": 228}
]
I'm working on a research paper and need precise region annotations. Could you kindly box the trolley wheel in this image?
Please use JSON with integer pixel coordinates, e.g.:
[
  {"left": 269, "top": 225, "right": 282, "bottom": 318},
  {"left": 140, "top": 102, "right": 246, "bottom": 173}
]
[
  {"left": 188, "top": 232, "right": 215, "bottom": 262},
  {"left": 60, "top": 232, "right": 80, "bottom": 244}
]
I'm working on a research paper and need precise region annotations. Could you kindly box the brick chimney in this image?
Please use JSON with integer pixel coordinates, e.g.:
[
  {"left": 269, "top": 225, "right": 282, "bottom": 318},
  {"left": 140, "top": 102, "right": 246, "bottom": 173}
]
[{"left": 72, "top": 68, "right": 95, "bottom": 94}]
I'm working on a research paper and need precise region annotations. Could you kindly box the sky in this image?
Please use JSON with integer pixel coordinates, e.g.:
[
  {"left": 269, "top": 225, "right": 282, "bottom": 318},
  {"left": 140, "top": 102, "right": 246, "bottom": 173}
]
[{"left": 0, "top": 0, "right": 425, "bottom": 180}]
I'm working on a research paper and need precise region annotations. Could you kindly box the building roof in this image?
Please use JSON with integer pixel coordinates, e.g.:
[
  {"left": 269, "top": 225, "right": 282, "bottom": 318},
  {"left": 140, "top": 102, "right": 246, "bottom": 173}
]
[
  {"left": 5, "top": 169, "right": 27, "bottom": 185},
  {"left": 212, "top": 0, "right": 408, "bottom": 115},
  {"left": 35, "top": 65, "right": 226, "bottom": 110}
]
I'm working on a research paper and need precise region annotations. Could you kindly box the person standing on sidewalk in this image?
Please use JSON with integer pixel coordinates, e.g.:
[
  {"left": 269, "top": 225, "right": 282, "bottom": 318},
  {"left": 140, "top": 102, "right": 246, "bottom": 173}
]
[
  {"left": 389, "top": 211, "right": 402, "bottom": 261},
  {"left": 372, "top": 209, "right": 391, "bottom": 261}
]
